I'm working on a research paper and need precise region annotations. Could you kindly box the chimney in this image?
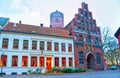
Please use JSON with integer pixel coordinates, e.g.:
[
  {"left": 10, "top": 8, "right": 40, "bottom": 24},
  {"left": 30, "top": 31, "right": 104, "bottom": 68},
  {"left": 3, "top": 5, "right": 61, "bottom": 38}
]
[
  {"left": 19, "top": 20, "right": 21, "bottom": 24},
  {"left": 40, "top": 23, "right": 43, "bottom": 28}
]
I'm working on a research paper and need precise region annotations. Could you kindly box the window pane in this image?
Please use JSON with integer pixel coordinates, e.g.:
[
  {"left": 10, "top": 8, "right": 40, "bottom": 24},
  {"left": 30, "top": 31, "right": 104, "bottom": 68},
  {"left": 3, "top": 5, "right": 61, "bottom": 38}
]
[
  {"left": 79, "top": 52, "right": 84, "bottom": 64},
  {"left": 47, "top": 42, "right": 52, "bottom": 50},
  {"left": 61, "top": 43, "right": 65, "bottom": 52},
  {"left": 54, "top": 42, "right": 59, "bottom": 51},
  {"left": 68, "top": 44, "right": 72, "bottom": 52},
  {"left": 62, "top": 57, "right": 66, "bottom": 67},
  {"left": 22, "top": 56, "right": 28, "bottom": 67},
  {"left": 1, "top": 55, "right": 7, "bottom": 66},
  {"left": 31, "top": 56, "right": 37, "bottom": 67},
  {"left": 2, "top": 38, "right": 9, "bottom": 48},
  {"left": 32, "top": 41, "right": 37, "bottom": 50},
  {"left": 55, "top": 57, "right": 59, "bottom": 67},
  {"left": 40, "top": 41, "right": 44, "bottom": 50},
  {"left": 69, "top": 58, "right": 73, "bottom": 67},
  {"left": 94, "top": 38, "right": 99, "bottom": 45},
  {"left": 79, "top": 35, "right": 84, "bottom": 41},
  {"left": 40, "top": 57, "right": 44, "bottom": 67},
  {"left": 13, "top": 39, "right": 19, "bottom": 49},
  {"left": 12, "top": 56, "right": 18, "bottom": 67},
  {"left": 96, "top": 53, "right": 101, "bottom": 64},
  {"left": 23, "top": 40, "right": 28, "bottom": 49}
]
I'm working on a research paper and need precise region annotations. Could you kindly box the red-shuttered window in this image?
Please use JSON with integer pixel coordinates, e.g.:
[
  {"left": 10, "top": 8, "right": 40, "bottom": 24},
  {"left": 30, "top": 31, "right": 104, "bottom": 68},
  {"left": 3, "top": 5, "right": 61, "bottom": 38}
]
[
  {"left": 2, "top": 38, "right": 9, "bottom": 49},
  {"left": 40, "top": 57, "right": 44, "bottom": 67},
  {"left": 22, "top": 56, "right": 28, "bottom": 67},
  {"left": 55, "top": 57, "right": 59, "bottom": 67},
  {"left": 12, "top": 56, "right": 18, "bottom": 67},
  {"left": 1, "top": 55, "right": 7, "bottom": 66},
  {"left": 62, "top": 57, "right": 66, "bottom": 67},
  {"left": 31, "top": 56, "right": 37, "bottom": 67},
  {"left": 69, "top": 57, "right": 73, "bottom": 67}
]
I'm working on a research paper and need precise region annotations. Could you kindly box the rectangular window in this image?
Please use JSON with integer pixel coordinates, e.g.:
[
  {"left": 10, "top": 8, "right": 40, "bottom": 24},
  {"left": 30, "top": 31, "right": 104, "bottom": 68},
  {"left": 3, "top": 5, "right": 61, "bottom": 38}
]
[
  {"left": 40, "top": 41, "right": 44, "bottom": 50},
  {"left": 22, "top": 56, "right": 28, "bottom": 67},
  {"left": 79, "top": 52, "right": 84, "bottom": 64},
  {"left": 23, "top": 40, "right": 28, "bottom": 50},
  {"left": 55, "top": 57, "right": 59, "bottom": 67},
  {"left": 2, "top": 38, "right": 9, "bottom": 49},
  {"left": 32, "top": 40, "right": 37, "bottom": 50},
  {"left": 47, "top": 42, "right": 52, "bottom": 50},
  {"left": 61, "top": 43, "right": 65, "bottom": 52},
  {"left": 68, "top": 44, "right": 72, "bottom": 52},
  {"left": 54, "top": 42, "right": 59, "bottom": 51},
  {"left": 1, "top": 55, "right": 7, "bottom": 66},
  {"left": 62, "top": 57, "right": 66, "bottom": 67},
  {"left": 31, "top": 56, "right": 37, "bottom": 67},
  {"left": 12, "top": 56, "right": 18, "bottom": 67},
  {"left": 40, "top": 57, "right": 44, "bottom": 67},
  {"left": 69, "top": 57, "right": 73, "bottom": 67},
  {"left": 13, "top": 39, "right": 19, "bottom": 49},
  {"left": 96, "top": 53, "right": 101, "bottom": 64}
]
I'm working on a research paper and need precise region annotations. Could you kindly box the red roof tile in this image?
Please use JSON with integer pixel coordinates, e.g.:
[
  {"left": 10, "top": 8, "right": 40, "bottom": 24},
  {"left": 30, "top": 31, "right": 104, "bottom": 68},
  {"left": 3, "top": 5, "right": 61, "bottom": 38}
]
[{"left": 2, "top": 22, "right": 71, "bottom": 38}]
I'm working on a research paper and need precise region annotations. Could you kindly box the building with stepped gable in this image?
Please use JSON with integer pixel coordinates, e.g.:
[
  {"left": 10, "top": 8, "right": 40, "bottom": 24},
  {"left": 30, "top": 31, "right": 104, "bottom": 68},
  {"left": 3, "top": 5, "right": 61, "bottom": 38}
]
[{"left": 65, "top": 2, "right": 104, "bottom": 70}]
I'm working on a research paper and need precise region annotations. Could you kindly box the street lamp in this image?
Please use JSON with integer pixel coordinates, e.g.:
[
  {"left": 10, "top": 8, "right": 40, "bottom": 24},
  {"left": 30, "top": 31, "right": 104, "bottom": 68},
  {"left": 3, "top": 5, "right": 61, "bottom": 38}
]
[{"left": 1, "top": 53, "right": 4, "bottom": 77}]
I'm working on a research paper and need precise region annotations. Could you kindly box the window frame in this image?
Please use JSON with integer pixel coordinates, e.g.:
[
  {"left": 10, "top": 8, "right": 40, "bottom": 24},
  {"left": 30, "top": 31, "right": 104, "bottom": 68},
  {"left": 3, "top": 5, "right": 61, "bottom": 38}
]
[
  {"left": 79, "top": 51, "right": 84, "bottom": 65},
  {"left": 96, "top": 53, "right": 101, "bottom": 64},
  {"left": 2, "top": 38, "right": 9, "bottom": 49},
  {"left": 12, "top": 56, "right": 18, "bottom": 67},
  {"left": 13, "top": 39, "right": 19, "bottom": 49},
  {"left": 23, "top": 40, "right": 28, "bottom": 50},
  {"left": 47, "top": 42, "right": 52, "bottom": 51},
  {"left": 40, "top": 41, "right": 44, "bottom": 50},
  {"left": 54, "top": 42, "right": 59, "bottom": 51},
  {"left": 32, "top": 40, "right": 37, "bottom": 50}
]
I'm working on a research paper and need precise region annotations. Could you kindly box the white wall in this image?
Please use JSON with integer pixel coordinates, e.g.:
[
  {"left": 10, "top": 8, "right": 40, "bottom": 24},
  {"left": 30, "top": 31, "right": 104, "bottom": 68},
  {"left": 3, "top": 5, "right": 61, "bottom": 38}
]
[{"left": 0, "top": 31, "right": 75, "bottom": 74}]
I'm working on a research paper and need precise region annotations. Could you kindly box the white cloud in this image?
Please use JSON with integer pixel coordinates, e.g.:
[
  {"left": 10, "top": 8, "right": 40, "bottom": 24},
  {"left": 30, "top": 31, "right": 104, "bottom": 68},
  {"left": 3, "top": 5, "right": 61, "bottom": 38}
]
[{"left": 5, "top": 0, "right": 120, "bottom": 36}]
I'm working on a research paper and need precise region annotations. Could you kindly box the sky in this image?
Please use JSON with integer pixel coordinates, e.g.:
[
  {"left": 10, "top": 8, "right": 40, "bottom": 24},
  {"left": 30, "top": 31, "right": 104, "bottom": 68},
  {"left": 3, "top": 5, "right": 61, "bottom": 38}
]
[{"left": 0, "top": 0, "right": 120, "bottom": 36}]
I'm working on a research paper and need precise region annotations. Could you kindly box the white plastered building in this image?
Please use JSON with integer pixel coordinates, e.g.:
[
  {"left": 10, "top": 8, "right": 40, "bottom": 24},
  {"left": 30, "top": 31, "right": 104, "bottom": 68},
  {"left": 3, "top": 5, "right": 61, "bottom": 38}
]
[{"left": 0, "top": 22, "right": 74, "bottom": 74}]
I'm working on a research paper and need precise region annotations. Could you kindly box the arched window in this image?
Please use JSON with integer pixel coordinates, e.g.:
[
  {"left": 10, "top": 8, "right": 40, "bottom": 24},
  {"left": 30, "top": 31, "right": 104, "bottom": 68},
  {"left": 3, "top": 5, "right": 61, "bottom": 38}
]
[
  {"left": 79, "top": 51, "right": 84, "bottom": 64},
  {"left": 78, "top": 35, "right": 84, "bottom": 42},
  {"left": 94, "top": 38, "right": 99, "bottom": 45},
  {"left": 86, "top": 36, "right": 91, "bottom": 43},
  {"left": 96, "top": 53, "right": 101, "bottom": 64}
]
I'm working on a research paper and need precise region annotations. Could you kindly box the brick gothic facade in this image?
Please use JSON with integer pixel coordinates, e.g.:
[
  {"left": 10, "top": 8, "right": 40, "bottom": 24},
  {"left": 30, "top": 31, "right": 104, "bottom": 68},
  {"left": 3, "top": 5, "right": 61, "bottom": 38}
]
[{"left": 65, "top": 2, "right": 104, "bottom": 70}]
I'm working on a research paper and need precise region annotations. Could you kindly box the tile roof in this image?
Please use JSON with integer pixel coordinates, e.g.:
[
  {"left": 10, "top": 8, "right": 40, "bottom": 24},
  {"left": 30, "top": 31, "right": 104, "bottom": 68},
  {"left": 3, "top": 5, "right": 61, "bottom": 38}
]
[{"left": 2, "top": 22, "right": 71, "bottom": 38}]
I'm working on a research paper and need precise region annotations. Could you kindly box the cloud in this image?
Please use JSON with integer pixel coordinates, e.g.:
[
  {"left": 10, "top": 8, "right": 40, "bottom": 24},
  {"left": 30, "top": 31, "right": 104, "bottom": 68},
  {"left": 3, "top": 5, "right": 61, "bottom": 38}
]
[
  {"left": 10, "top": 0, "right": 29, "bottom": 13},
  {"left": 5, "top": 0, "right": 120, "bottom": 36}
]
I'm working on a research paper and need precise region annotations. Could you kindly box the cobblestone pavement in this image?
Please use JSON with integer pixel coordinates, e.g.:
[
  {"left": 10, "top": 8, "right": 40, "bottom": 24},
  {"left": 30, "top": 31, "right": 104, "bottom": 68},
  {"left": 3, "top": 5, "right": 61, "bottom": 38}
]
[{"left": 0, "top": 70, "right": 120, "bottom": 78}]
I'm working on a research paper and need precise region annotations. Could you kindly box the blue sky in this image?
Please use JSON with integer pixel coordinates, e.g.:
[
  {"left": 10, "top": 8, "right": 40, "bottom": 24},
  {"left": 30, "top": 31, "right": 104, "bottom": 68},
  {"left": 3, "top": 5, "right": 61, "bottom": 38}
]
[{"left": 0, "top": 0, "right": 120, "bottom": 36}]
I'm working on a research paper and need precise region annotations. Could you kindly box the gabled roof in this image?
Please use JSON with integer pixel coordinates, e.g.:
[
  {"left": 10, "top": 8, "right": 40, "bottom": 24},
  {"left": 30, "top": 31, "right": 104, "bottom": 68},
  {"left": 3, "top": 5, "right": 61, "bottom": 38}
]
[
  {"left": 2, "top": 22, "right": 72, "bottom": 38},
  {"left": 115, "top": 27, "right": 120, "bottom": 38},
  {"left": 0, "top": 17, "right": 9, "bottom": 26}
]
